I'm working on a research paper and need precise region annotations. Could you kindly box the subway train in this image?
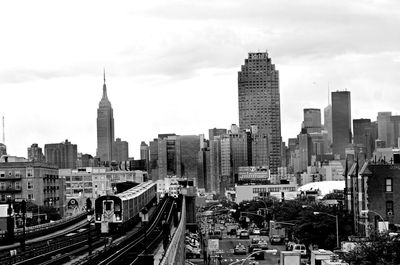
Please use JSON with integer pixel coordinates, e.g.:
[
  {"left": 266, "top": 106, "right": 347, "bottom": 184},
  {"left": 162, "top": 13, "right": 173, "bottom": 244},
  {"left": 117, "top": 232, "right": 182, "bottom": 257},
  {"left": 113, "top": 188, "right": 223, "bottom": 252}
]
[{"left": 94, "top": 180, "right": 157, "bottom": 233}]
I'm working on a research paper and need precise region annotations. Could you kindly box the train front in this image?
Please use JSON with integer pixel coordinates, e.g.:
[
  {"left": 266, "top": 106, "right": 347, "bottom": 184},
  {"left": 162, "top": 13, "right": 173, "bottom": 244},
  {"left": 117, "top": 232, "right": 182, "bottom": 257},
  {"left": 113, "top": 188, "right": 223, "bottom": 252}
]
[{"left": 94, "top": 195, "right": 123, "bottom": 233}]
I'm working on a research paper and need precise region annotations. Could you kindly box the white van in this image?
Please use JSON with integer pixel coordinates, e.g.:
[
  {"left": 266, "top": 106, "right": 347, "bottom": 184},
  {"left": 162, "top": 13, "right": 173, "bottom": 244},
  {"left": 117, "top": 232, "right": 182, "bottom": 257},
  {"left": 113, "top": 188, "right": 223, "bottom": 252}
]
[{"left": 292, "top": 244, "right": 307, "bottom": 256}]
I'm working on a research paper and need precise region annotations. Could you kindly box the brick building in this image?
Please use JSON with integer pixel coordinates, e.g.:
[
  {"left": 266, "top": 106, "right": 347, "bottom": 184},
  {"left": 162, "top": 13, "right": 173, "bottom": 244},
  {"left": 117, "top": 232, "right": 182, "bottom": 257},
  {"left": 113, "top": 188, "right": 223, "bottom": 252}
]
[
  {"left": 346, "top": 157, "right": 400, "bottom": 236},
  {"left": 0, "top": 162, "right": 65, "bottom": 217}
]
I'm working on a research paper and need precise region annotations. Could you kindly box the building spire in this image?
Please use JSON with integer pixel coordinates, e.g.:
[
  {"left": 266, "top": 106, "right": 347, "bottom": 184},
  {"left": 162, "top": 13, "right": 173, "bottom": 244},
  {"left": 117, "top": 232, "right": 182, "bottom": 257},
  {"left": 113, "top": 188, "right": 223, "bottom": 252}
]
[{"left": 102, "top": 69, "right": 108, "bottom": 99}]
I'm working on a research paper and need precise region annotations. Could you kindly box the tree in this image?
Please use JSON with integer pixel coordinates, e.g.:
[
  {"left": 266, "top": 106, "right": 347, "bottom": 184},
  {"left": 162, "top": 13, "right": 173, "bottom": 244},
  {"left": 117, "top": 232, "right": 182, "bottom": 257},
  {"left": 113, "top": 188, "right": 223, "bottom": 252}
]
[{"left": 344, "top": 232, "right": 400, "bottom": 265}]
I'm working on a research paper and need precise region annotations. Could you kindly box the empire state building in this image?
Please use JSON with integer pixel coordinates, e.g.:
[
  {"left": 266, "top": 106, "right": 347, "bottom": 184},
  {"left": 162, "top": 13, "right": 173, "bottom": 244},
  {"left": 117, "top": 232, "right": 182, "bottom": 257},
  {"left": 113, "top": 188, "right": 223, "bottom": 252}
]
[{"left": 97, "top": 73, "right": 114, "bottom": 162}]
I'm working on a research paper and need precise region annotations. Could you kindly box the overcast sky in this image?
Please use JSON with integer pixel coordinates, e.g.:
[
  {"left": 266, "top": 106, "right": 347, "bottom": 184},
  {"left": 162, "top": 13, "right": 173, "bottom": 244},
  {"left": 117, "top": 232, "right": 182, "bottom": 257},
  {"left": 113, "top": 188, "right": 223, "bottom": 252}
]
[{"left": 0, "top": 0, "right": 399, "bottom": 159}]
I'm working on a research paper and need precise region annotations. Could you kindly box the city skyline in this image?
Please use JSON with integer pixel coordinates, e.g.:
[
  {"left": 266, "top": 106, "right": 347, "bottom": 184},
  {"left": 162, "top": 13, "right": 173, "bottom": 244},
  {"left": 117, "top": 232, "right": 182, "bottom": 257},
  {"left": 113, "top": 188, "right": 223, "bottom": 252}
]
[{"left": 0, "top": 0, "right": 399, "bottom": 159}]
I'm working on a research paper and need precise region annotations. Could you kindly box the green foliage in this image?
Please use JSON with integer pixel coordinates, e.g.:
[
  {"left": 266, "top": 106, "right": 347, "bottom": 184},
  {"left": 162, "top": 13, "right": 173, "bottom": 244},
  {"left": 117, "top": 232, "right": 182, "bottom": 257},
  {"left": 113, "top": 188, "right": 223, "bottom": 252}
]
[
  {"left": 236, "top": 198, "right": 353, "bottom": 250},
  {"left": 344, "top": 232, "right": 400, "bottom": 265}
]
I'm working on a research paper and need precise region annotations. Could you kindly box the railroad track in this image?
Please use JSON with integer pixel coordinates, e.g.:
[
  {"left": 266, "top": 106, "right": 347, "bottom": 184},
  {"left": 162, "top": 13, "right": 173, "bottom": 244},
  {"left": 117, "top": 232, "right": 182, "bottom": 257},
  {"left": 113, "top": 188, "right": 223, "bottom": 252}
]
[{"left": 82, "top": 197, "right": 175, "bottom": 265}]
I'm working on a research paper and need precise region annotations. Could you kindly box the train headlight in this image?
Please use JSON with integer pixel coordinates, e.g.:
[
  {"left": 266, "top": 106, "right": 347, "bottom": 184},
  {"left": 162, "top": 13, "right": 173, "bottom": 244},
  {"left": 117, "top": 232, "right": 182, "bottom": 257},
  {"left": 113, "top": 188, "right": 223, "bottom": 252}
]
[
  {"left": 115, "top": 213, "right": 121, "bottom": 221},
  {"left": 96, "top": 214, "right": 101, "bottom": 221}
]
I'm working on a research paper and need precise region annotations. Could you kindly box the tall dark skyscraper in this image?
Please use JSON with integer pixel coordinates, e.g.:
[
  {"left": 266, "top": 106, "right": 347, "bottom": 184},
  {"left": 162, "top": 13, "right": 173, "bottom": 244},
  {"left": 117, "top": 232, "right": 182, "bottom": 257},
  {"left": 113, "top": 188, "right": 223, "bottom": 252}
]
[
  {"left": 332, "top": 91, "right": 352, "bottom": 159},
  {"left": 96, "top": 72, "right": 115, "bottom": 162},
  {"left": 238, "top": 51, "right": 281, "bottom": 174}
]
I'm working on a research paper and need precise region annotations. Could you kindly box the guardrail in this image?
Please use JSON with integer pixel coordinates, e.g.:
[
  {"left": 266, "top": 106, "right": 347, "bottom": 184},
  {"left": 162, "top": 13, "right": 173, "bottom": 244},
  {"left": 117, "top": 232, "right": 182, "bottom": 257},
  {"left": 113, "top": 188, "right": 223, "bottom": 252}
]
[{"left": 160, "top": 196, "right": 186, "bottom": 265}]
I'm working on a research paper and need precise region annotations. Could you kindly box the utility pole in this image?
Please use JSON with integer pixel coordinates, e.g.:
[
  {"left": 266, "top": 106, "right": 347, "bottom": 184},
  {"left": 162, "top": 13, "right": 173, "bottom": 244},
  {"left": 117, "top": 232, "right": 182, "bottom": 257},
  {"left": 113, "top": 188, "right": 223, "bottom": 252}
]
[{"left": 21, "top": 200, "right": 26, "bottom": 252}]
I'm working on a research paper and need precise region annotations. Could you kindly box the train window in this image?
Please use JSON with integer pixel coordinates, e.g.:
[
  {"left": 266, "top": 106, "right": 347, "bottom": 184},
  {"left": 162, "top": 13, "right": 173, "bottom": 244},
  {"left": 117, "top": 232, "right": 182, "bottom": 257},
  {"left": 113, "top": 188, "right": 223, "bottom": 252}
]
[
  {"left": 115, "top": 204, "right": 121, "bottom": 212},
  {"left": 104, "top": 201, "right": 113, "bottom": 211}
]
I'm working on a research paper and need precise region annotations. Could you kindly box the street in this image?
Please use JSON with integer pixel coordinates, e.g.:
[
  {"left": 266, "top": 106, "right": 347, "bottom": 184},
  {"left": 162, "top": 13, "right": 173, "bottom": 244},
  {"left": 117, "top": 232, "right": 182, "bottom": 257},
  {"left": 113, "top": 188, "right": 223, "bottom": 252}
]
[{"left": 188, "top": 232, "right": 286, "bottom": 265}]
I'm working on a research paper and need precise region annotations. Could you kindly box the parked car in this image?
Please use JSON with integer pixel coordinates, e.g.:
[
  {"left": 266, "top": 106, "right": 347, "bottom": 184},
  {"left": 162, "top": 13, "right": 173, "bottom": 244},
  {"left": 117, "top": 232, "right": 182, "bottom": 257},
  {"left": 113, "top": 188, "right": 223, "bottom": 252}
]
[
  {"left": 251, "top": 237, "right": 261, "bottom": 244},
  {"left": 258, "top": 240, "right": 269, "bottom": 250},
  {"left": 292, "top": 244, "right": 307, "bottom": 256},
  {"left": 186, "top": 245, "right": 201, "bottom": 258},
  {"left": 251, "top": 247, "right": 264, "bottom": 260},
  {"left": 252, "top": 228, "right": 261, "bottom": 236},
  {"left": 270, "top": 235, "right": 284, "bottom": 245},
  {"left": 234, "top": 243, "right": 247, "bottom": 255},
  {"left": 240, "top": 230, "right": 250, "bottom": 239}
]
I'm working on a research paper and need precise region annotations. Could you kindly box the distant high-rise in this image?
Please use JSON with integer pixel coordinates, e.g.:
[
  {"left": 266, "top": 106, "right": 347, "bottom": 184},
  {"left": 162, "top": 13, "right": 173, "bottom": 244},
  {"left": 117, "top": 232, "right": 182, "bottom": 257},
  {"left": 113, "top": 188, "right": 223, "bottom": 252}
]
[
  {"left": 209, "top": 128, "right": 227, "bottom": 141},
  {"left": 27, "top": 143, "right": 45, "bottom": 162},
  {"left": 353, "top": 119, "right": 375, "bottom": 159},
  {"left": 45, "top": 139, "right": 77, "bottom": 169},
  {"left": 377, "top": 112, "right": 392, "bottom": 147},
  {"left": 149, "top": 139, "right": 159, "bottom": 180},
  {"left": 303, "top": 108, "right": 321, "bottom": 133},
  {"left": 238, "top": 51, "right": 281, "bottom": 174},
  {"left": 96, "top": 72, "right": 115, "bottom": 162},
  {"left": 332, "top": 91, "right": 352, "bottom": 159},
  {"left": 140, "top": 141, "right": 149, "bottom": 161},
  {"left": 390, "top": 115, "right": 400, "bottom": 147},
  {"left": 176, "top": 135, "right": 201, "bottom": 182},
  {"left": 113, "top": 138, "right": 129, "bottom": 162},
  {"left": 324, "top": 104, "right": 333, "bottom": 144},
  {"left": 140, "top": 141, "right": 149, "bottom": 172}
]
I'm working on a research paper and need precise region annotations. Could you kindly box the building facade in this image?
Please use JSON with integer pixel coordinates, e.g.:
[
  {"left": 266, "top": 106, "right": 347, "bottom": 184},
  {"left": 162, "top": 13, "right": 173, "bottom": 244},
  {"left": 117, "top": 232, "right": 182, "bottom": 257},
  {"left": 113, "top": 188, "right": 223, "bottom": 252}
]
[
  {"left": 331, "top": 91, "right": 352, "bottom": 159},
  {"left": 96, "top": 74, "right": 115, "bottom": 163},
  {"left": 27, "top": 143, "right": 45, "bottom": 162},
  {"left": 235, "top": 182, "right": 298, "bottom": 204},
  {"left": 303, "top": 108, "right": 322, "bottom": 133},
  {"left": 44, "top": 139, "right": 77, "bottom": 169},
  {"left": 0, "top": 162, "right": 65, "bottom": 216},
  {"left": 238, "top": 51, "right": 282, "bottom": 174},
  {"left": 113, "top": 138, "right": 129, "bottom": 162},
  {"left": 209, "top": 128, "right": 227, "bottom": 141},
  {"left": 353, "top": 119, "right": 376, "bottom": 159},
  {"left": 347, "top": 159, "right": 400, "bottom": 236},
  {"left": 60, "top": 167, "right": 147, "bottom": 216},
  {"left": 324, "top": 104, "right": 333, "bottom": 145}
]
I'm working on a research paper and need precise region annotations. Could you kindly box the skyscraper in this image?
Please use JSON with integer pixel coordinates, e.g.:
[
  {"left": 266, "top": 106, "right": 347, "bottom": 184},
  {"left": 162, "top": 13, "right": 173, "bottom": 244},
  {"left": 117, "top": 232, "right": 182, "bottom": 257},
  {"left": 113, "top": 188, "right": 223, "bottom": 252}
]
[
  {"left": 238, "top": 51, "right": 282, "bottom": 174},
  {"left": 324, "top": 104, "right": 333, "bottom": 144},
  {"left": 140, "top": 141, "right": 149, "bottom": 161},
  {"left": 331, "top": 91, "right": 352, "bottom": 159},
  {"left": 303, "top": 108, "right": 322, "bottom": 133},
  {"left": 377, "top": 112, "right": 392, "bottom": 147},
  {"left": 96, "top": 72, "right": 115, "bottom": 162},
  {"left": 113, "top": 138, "right": 129, "bottom": 162},
  {"left": 353, "top": 119, "right": 375, "bottom": 159}
]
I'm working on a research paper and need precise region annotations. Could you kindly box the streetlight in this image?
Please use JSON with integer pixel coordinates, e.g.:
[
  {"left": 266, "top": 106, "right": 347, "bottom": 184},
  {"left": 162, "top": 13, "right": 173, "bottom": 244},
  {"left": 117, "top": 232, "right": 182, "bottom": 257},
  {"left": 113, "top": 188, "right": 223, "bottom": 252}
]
[
  {"left": 360, "top": 210, "right": 387, "bottom": 232},
  {"left": 313, "top": 212, "right": 339, "bottom": 249},
  {"left": 228, "top": 249, "right": 278, "bottom": 265}
]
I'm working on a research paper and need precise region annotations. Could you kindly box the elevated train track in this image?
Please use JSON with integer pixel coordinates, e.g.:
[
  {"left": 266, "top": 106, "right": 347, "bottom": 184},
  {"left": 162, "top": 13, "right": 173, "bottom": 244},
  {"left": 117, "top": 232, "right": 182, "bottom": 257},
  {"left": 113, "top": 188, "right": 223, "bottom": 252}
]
[
  {"left": 0, "top": 181, "right": 164, "bottom": 265},
  {"left": 81, "top": 196, "right": 175, "bottom": 265}
]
